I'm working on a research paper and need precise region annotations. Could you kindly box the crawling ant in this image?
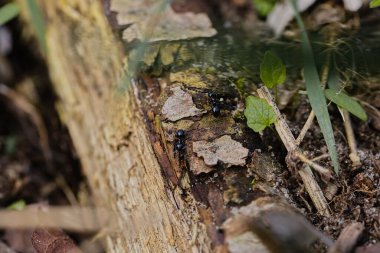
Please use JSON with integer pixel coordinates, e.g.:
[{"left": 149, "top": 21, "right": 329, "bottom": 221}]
[
  {"left": 174, "top": 129, "right": 186, "bottom": 159},
  {"left": 184, "top": 87, "right": 236, "bottom": 117},
  {"left": 176, "top": 129, "right": 185, "bottom": 139},
  {"left": 208, "top": 92, "right": 221, "bottom": 117}
]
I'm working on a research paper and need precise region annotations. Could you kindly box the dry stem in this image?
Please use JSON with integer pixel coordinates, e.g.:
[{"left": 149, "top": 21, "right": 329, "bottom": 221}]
[
  {"left": 342, "top": 110, "right": 361, "bottom": 166},
  {"left": 295, "top": 111, "right": 315, "bottom": 145},
  {"left": 296, "top": 152, "right": 332, "bottom": 179},
  {"left": 0, "top": 207, "right": 114, "bottom": 232},
  {"left": 257, "top": 86, "right": 331, "bottom": 217}
]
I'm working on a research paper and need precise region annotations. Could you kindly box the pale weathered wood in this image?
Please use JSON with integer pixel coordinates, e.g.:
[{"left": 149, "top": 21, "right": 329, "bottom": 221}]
[{"left": 18, "top": 0, "right": 211, "bottom": 252}]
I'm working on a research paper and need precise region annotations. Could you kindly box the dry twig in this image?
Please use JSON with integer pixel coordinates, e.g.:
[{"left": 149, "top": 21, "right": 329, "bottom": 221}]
[
  {"left": 342, "top": 110, "right": 361, "bottom": 166},
  {"left": 257, "top": 86, "right": 331, "bottom": 217},
  {"left": 0, "top": 206, "right": 114, "bottom": 232}
]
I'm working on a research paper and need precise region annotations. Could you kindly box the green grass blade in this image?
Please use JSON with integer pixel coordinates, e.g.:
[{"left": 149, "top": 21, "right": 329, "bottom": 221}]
[
  {"left": 0, "top": 2, "right": 20, "bottom": 26},
  {"left": 291, "top": 0, "right": 340, "bottom": 174},
  {"left": 325, "top": 89, "right": 368, "bottom": 121},
  {"left": 327, "top": 62, "right": 340, "bottom": 91},
  {"left": 327, "top": 65, "right": 367, "bottom": 121},
  {"left": 26, "top": 0, "right": 46, "bottom": 53}
]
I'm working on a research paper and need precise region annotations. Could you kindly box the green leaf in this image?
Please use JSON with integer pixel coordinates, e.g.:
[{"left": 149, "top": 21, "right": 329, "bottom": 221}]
[
  {"left": 260, "top": 51, "right": 286, "bottom": 89},
  {"left": 291, "top": 0, "right": 340, "bottom": 174},
  {"left": 7, "top": 199, "right": 26, "bottom": 211},
  {"left": 244, "top": 96, "right": 277, "bottom": 132},
  {"left": 252, "top": 0, "right": 277, "bottom": 16},
  {"left": 0, "top": 2, "right": 20, "bottom": 26},
  {"left": 370, "top": 0, "right": 380, "bottom": 8},
  {"left": 325, "top": 89, "right": 368, "bottom": 121}
]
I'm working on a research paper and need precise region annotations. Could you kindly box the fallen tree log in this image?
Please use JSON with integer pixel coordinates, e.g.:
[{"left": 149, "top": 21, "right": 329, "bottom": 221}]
[
  {"left": 16, "top": 1, "right": 334, "bottom": 253},
  {"left": 18, "top": 1, "right": 211, "bottom": 252}
]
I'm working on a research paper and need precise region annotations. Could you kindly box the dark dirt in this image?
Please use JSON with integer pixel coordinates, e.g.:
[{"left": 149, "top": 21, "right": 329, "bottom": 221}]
[
  {"left": 286, "top": 95, "right": 380, "bottom": 244},
  {"left": 0, "top": 15, "right": 87, "bottom": 252}
]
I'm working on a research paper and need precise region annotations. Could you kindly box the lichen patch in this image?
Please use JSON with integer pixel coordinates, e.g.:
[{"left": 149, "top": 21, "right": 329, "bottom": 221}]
[{"left": 192, "top": 135, "right": 249, "bottom": 168}]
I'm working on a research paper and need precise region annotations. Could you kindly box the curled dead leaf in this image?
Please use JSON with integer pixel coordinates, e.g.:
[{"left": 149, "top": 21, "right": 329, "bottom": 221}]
[
  {"left": 223, "top": 198, "right": 333, "bottom": 253},
  {"left": 192, "top": 135, "right": 249, "bottom": 168}
]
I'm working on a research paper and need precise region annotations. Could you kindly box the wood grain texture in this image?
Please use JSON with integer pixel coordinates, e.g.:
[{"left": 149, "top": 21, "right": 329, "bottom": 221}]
[{"left": 18, "top": 1, "right": 211, "bottom": 252}]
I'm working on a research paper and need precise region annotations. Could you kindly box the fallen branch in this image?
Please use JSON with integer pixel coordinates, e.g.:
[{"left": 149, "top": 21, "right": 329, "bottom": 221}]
[
  {"left": 257, "top": 86, "right": 331, "bottom": 217},
  {"left": 0, "top": 206, "right": 114, "bottom": 232}
]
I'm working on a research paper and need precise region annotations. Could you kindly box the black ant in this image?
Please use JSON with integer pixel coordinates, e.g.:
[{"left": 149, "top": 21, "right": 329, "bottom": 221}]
[
  {"left": 174, "top": 129, "right": 186, "bottom": 159},
  {"left": 184, "top": 87, "right": 236, "bottom": 117},
  {"left": 208, "top": 92, "right": 221, "bottom": 117}
]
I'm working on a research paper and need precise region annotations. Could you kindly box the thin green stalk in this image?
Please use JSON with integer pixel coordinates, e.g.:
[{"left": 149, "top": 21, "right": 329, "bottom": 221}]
[{"left": 26, "top": 0, "right": 46, "bottom": 54}]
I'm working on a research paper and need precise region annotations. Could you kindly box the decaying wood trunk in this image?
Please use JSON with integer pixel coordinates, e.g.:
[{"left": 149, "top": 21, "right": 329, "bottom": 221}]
[
  {"left": 17, "top": 1, "right": 334, "bottom": 253},
  {"left": 18, "top": 1, "right": 211, "bottom": 252}
]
